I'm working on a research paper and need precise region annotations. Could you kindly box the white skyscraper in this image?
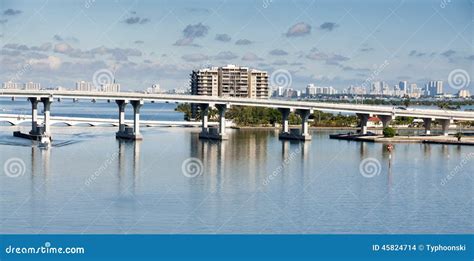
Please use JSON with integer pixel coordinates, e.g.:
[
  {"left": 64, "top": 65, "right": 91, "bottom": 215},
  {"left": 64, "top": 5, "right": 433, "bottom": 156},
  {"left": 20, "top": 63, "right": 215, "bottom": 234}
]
[
  {"left": 306, "top": 84, "right": 317, "bottom": 96},
  {"left": 76, "top": 81, "right": 94, "bottom": 92},
  {"left": 102, "top": 83, "right": 120, "bottom": 92},
  {"left": 2, "top": 81, "right": 20, "bottom": 89},
  {"left": 24, "top": 82, "right": 41, "bottom": 90}
]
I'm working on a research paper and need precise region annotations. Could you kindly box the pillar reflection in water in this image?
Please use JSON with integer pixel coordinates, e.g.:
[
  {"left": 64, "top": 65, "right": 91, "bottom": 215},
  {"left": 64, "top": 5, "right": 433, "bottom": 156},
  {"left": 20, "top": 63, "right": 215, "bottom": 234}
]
[
  {"left": 117, "top": 139, "right": 142, "bottom": 197},
  {"left": 190, "top": 133, "right": 226, "bottom": 192},
  {"left": 381, "top": 144, "right": 393, "bottom": 187}
]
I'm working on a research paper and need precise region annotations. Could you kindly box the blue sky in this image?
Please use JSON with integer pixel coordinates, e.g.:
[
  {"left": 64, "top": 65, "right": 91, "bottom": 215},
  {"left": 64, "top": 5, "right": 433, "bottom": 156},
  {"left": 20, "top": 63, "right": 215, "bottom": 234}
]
[{"left": 0, "top": 0, "right": 472, "bottom": 92}]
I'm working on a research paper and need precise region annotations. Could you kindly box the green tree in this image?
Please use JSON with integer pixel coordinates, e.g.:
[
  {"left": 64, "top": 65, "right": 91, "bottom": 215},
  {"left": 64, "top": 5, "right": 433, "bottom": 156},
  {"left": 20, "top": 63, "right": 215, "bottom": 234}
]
[{"left": 383, "top": 127, "right": 396, "bottom": 137}]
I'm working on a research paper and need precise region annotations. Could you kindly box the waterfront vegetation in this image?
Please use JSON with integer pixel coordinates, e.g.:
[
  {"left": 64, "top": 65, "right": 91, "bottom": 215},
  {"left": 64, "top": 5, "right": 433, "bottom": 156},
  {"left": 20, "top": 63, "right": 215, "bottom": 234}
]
[
  {"left": 383, "top": 127, "right": 396, "bottom": 137},
  {"left": 176, "top": 103, "right": 474, "bottom": 128}
]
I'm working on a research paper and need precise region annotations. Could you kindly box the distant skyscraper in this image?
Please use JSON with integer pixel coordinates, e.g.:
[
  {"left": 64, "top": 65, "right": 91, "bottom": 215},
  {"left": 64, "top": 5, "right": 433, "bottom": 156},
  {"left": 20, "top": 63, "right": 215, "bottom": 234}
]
[
  {"left": 277, "top": 86, "right": 284, "bottom": 97},
  {"left": 427, "top": 80, "right": 443, "bottom": 96},
  {"left": 24, "top": 82, "right": 41, "bottom": 90},
  {"left": 306, "top": 84, "right": 317, "bottom": 96},
  {"left": 2, "top": 81, "right": 20, "bottom": 89},
  {"left": 371, "top": 81, "right": 382, "bottom": 95},
  {"left": 102, "top": 83, "right": 120, "bottom": 92},
  {"left": 76, "top": 81, "right": 94, "bottom": 91},
  {"left": 458, "top": 89, "right": 471, "bottom": 98},
  {"left": 399, "top": 81, "right": 408, "bottom": 95}
]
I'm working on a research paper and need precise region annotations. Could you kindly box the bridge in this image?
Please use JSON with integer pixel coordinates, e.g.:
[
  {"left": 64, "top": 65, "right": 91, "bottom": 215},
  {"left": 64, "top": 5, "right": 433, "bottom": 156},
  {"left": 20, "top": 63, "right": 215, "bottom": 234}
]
[
  {"left": 1, "top": 89, "right": 474, "bottom": 142},
  {"left": 0, "top": 114, "right": 217, "bottom": 127}
]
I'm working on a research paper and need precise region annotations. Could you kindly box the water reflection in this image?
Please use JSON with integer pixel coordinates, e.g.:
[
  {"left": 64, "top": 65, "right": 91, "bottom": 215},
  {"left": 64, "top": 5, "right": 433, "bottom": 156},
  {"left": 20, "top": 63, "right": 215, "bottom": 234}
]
[{"left": 117, "top": 139, "right": 141, "bottom": 197}]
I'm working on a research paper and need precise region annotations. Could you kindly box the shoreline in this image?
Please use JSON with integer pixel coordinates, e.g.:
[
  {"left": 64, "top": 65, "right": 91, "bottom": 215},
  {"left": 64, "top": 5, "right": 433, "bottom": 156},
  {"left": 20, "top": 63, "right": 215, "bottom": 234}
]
[{"left": 330, "top": 133, "right": 474, "bottom": 146}]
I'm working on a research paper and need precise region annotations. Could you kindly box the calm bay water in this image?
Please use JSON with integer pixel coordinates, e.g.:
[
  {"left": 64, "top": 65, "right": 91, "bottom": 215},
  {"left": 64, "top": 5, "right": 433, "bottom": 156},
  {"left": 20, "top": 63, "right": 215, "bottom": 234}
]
[{"left": 0, "top": 100, "right": 473, "bottom": 234}]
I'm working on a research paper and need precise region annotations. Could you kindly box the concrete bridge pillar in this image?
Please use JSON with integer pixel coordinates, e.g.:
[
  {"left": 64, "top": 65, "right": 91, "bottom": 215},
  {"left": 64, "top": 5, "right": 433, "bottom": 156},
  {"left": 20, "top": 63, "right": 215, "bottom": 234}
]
[
  {"left": 356, "top": 113, "right": 370, "bottom": 135},
  {"left": 115, "top": 99, "right": 128, "bottom": 133},
  {"left": 423, "top": 118, "right": 433, "bottom": 135},
  {"left": 200, "top": 104, "right": 209, "bottom": 134},
  {"left": 217, "top": 104, "right": 229, "bottom": 140},
  {"left": 278, "top": 108, "right": 291, "bottom": 134},
  {"left": 29, "top": 97, "right": 39, "bottom": 135},
  {"left": 115, "top": 99, "right": 143, "bottom": 140},
  {"left": 279, "top": 108, "right": 312, "bottom": 141},
  {"left": 439, "top": 119, "right": 452, "bottom": 136},
  {"left": 298, "top": 109, "right": 312, "bottom": 140},
  {"left": 199, "top": 103, "right": 229, "bottom": 140},
  {"left": 379, "top": 115, "right": 393, "bottom": 128},
  {"left": 131, "top": 100, "right": 144, "bottom": 139},
  {"left": 41, "top": 97, "right": 52, "bottom": 136}
]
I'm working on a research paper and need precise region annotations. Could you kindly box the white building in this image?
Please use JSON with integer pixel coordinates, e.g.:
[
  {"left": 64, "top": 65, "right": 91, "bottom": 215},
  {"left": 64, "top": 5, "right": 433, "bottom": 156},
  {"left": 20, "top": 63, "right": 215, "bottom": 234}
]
[
  {"left": 458, "top": 89, "right": 471, "bottom": 98},
  {"left": 2, "top": 81, "right": 20, "bottom": 89},
  {"left": 76, "top": 81, "right": 94, "bottom": 92},
  {"left": 399, "top": 81, "right": 408, "bottom": 93},
  {"left": 102, "top": 83, "right": 120, "bottom": 92},
  {"left": 191, "top": 65, "right": 269, "bottom": 99},
  {"left": 427, "top": 80, "right": 443, "bottom": 96},
  {"left": 306, "top": 84, "right": 317, "bottom": 96},
  {"left": 24, "top": 82, "right": 41, "bottom": 90},
  {"left": 146, "top": 84, "right": 161, "bottom": 94}
]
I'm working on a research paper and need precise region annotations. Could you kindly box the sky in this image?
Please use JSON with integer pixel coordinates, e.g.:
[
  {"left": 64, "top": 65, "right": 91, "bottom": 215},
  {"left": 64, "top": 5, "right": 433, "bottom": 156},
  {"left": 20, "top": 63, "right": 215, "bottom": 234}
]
[{"left": 0, "top": 0, "right": 472, "bottom": 92}]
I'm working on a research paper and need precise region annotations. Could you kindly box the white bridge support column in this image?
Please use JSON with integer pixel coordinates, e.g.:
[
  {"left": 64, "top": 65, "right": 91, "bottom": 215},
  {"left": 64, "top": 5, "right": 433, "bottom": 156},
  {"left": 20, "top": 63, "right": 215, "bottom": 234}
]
[
  {"left": 279, "top": 108, "right": 312, "bottom": 141},
  {"left": 199, "top": 103, "right": 229, "bottom": 140},
  {"left": 216, "top": 104, "right": 229, "bottom": 140},
  {"left": 115, "top": 100, "right": 128, "bottom": 133},
  {"left": 29, "top": 97, "right": 39, "bottom": 135},
  {"left": 41, "top": 97, "right": 52, "bottom": 136},
  {"left": 379, "top": 115, "right": 393, "bottom": 128},
  {"left": 439, "top": 119, "right": 452, "bottom": 136},
  {"left": 423, "top": 118, "right": 433, "bottom": 135},
  {"left": 131, "top": 100, "right": 144, "bottom": 140},
  {"left": 278, "top": 108, "right": 291, "bottom": 134},
  {"left": 356, "top": 113, "right": 370, "bottom": 135},
  {"left": 298, "top": 109, "right": 313, "bottom": 141},
  {"left": 200, "top": 104, "right": 209, "bottom": 134}
]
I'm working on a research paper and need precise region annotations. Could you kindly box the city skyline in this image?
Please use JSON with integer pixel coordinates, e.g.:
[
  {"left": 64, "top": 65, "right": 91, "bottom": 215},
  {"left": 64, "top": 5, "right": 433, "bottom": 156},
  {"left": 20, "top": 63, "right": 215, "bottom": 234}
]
[{"left": 0, "top": 0, "right": 472, "bottom": 92}]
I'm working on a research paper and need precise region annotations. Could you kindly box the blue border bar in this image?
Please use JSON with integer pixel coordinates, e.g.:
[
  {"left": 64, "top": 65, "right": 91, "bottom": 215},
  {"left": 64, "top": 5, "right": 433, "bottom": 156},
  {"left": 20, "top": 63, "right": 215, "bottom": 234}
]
[{"left": 1, "top": 234, "right": 472, "bottom": 260}]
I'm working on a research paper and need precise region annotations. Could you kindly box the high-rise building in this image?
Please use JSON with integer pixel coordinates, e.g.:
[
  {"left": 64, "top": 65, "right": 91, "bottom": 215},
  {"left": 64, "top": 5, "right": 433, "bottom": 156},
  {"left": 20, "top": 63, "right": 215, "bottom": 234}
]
[
  {"left": 2, "top": 81, "right": 20, "bottom": 89},
  {"left": 458, "top": 89, "right": 471, "bottom": 98},
  {"left": 370, "top": 81, "right": 382, "bottom": 95},
  {"left": 399, "top": 81, "right": 408, "bottom": 92},
  {"left": 24, "top": 82, "right": 41, "bottom": 90},
  {"left": 191, "top": 65, "right": 269, "bottom": 99},
  {"left": 306, "top": 84, "right": 317, "bottom": 96},
  {"left": 191, "top": 67, "right": 219, "bottom": 96},
  {"left": 427, "top": 80, "right": 443, "bottom": 96},
  {"left": 102, "top": 83, "right": 120, "bottom": 92},
  {"left": 76, "top": 81, "right": 94, "bottom": 92},
  {"left": 277, "top": 86, "right": 284, "bottom": 97}
]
